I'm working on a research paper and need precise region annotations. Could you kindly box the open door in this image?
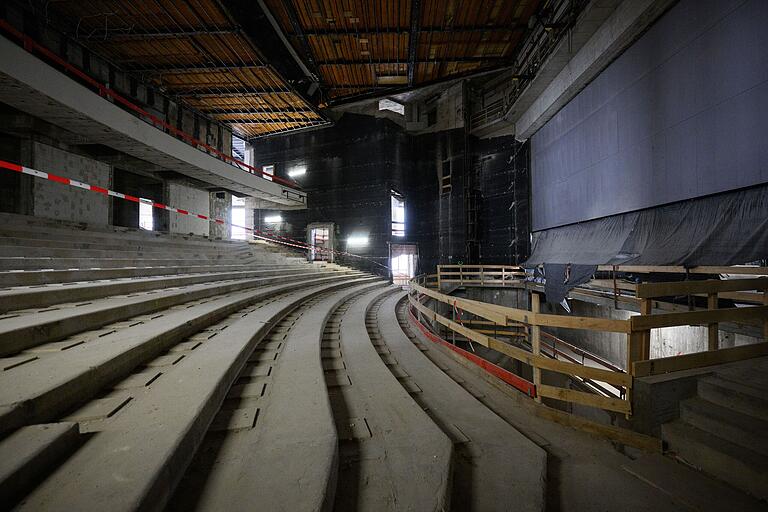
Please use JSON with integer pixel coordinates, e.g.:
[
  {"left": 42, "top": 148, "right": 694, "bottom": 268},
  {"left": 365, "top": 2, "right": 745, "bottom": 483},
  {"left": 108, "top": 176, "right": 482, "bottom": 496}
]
[
  {"left": 390, "top": 243, "right": 418, "bottom": 286},
  {"left": 307, "top": 222, "right": 334, "bottom": 262}
]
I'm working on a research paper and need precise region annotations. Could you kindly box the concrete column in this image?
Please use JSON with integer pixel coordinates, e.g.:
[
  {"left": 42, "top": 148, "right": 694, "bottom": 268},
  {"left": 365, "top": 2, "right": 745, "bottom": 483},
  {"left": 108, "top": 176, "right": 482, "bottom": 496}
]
[{"left": 209, "top": 191, "right": 231, "bottom": 240}]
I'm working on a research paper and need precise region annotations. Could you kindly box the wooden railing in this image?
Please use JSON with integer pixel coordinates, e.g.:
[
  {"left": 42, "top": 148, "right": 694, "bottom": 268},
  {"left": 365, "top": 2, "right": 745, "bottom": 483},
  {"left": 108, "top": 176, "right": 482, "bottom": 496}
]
[
  {"left": 436, "top": 265, "right": 526, "bottom": 288},
  {"left": 409, "top": 280, "right": 634, "bottom": 415},
  {"left": 408, "top": 267, "right": 768, "bottom": 417}
]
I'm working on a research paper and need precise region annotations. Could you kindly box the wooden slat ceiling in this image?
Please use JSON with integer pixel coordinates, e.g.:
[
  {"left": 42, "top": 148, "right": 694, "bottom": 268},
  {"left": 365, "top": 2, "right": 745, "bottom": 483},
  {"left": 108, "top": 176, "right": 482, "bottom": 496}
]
[
  {"left": 262, "top": 0, "right": 542, "bottom": 101},
  {"left": 45, "top": 0, "right": 327, "bottom": 138}
]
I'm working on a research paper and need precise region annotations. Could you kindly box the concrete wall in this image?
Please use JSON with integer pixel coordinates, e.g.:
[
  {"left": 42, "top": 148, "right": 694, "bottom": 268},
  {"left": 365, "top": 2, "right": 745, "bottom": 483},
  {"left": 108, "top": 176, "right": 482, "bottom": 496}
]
[
  {"left": 531, "top": 0, "right": 768, "bottom": 230},
  {"left": 209, "top": 191, "right": 232, "bottom": 240},
  {"left": 167, "top": 182, "right": 210, "bottom": 236},
  {"left": 31, "top": 141, "right": 111, "bottom": 224}
]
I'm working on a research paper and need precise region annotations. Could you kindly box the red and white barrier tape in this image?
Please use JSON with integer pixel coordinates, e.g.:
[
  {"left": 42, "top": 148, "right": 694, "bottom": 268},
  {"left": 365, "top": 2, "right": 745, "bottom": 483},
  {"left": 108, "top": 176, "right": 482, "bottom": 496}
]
[{"left": 0, "top": 159, "right": 388, "bottom": 269}]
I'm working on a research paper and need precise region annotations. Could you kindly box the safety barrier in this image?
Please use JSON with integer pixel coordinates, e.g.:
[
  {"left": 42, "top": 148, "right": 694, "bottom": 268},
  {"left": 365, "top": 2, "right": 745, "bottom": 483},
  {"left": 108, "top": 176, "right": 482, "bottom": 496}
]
[
  {"left": 408, "top": 266, "right": 768, "bottom": 416},
  {"left": 437, "top": 264, "right": 525, "bottom": 288}
]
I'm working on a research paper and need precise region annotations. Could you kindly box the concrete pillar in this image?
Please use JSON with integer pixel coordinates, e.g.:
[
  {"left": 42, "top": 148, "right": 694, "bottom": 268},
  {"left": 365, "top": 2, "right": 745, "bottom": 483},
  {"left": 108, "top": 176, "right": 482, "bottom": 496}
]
[{"left": 209, "top": 191, "right": 231, "bottom": 240}]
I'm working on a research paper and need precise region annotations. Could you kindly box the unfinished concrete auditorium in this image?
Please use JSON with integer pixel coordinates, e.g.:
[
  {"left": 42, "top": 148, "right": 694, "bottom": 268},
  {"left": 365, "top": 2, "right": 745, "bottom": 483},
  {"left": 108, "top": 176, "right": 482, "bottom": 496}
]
[{"left": 0, "top": 0, "right": 766, "bottom": 510}]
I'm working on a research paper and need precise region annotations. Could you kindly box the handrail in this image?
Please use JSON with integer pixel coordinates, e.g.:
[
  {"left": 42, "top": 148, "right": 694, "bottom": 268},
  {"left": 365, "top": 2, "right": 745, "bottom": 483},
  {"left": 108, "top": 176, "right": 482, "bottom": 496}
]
[
  {"left": 0, "top": 19, "right": 302, "bottom": 191},
  {"left": 408, "top": 265, "right": 768, "bottom": 416}
]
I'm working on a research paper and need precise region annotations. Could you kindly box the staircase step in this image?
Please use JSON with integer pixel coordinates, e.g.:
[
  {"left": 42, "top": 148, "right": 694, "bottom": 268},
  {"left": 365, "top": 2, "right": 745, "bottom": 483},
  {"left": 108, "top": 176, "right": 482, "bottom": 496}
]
[
  {"left": 680, "top": 397, "right": 768, "bottom": 456},
  {"left": 662, "top": 420, "right": 768, "bottom": 500},
  {"left": 621, "top": 453, "right": 766, "bottom": 512},
  {"left": 698, "top": 375, "right": 768, "bottom": 421},
  {"left": 0, "top": 422, "right": 79, "bottom": 504}
]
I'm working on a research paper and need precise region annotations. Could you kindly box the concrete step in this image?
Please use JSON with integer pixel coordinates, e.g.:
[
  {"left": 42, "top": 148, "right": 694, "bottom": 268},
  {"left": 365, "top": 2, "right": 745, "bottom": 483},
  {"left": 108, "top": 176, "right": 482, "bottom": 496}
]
[
  {"left": 0, "top": 422, "right": 79, "bottom": 505},
  {"left": 15, "top": 278, "right": 376, "bottom": 512},
  {"left": 0, "top": 236, "right": 256, "bottom": 256},
  {"left": 697, "top": 375, "right": 768, "bottom": 422},
  {"left": 330, "top": 287, "right": 453, "bottom": 511},
  {"left": 0, "top": 215, "right": 253, "bottom": 248},
  {"left": 0, "top": 263, "right": 306, "bottom": 288},
  {"left": 0, "top": 256, "right": 276, "bottom": 271},
  {"left": 662, "top": 420, "right": 768, "bottom": 500},
  {"left": 0, "top": 271, "right": 354, "bottom": 357},
  {"left": 621, "top": 453, "right": 767, "bottom": 512},
  {"left": 0, "top": 245, "right": 265, "bottom": 260},
  {"left": 680, "top": 397, "right": 768, "bottom": 456},
  {"left": 0, "top": 268, "right": 325, "bottom": 313},
  {"left": 0, "top": 228, "right": 255, "bottom": 254},
  {"left": 375, "top": 291, "right": 547, "bottom": 512},
  {"left": 168, "top": 281, "right": 387, "bottom": 511},
  {"left": 0, "top": 274, "right": 357, "bottom": 436}
]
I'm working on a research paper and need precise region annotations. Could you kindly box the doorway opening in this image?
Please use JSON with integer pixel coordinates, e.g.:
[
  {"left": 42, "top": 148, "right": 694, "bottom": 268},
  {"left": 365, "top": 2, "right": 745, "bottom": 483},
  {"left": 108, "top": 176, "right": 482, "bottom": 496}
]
[
  {"left": 390, "top": 243, "right": 418, "bottom": 285},
  {"left": 308, "top": 223, "right": 335, "bottom": 262}
]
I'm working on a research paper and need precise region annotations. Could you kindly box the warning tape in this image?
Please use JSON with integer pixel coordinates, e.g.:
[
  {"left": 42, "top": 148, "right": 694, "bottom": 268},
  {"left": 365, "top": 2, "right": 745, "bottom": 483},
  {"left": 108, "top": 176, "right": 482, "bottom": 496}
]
[{"left": 0, "top": 159, "right": 388, "bottom": 270}]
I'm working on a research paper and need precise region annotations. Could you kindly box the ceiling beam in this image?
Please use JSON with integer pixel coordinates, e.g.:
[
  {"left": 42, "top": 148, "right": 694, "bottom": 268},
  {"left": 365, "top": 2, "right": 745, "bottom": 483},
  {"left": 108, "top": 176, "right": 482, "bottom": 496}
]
[
  {"left": 127, "top": 64, "right": 268, "bottom": 74},
  {"left": 77, "top": 29, "right": 238, "bottom": 42},
  {"left": 299, "top": 25, "right": 524, "bottom": 36},
  {"left": 318, "top": 56, "right": 509, "bottom": 65},
  {"left": 200, "top": 106, "right": 314, "bottom": 114},
  {"left": 280, "top": 0, "right": 320, "bottom": 77},
  {"left": 173, "top": 87, "right": 292, "bottom": 97},
  {"left": 407, "top": 0, "right": 421, "bottom": 87},
  {"left": 217, "top": 117, "right": 319, "bottom": 124}
]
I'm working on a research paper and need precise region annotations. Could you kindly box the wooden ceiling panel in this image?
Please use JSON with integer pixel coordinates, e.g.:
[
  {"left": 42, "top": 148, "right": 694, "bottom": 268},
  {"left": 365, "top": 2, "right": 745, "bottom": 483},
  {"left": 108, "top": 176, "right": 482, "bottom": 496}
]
[
  {"left": 263, "top": 0, "right": 543, "bottom": 101},
  {"left": 47, "top": 0, "right": 326, "bottom": 137}
]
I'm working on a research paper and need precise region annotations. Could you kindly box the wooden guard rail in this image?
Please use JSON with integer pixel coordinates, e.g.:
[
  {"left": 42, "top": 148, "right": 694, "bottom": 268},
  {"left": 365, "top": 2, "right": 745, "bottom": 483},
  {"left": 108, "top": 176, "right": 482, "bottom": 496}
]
[
  {"left": 409, "top": 266, "right": 768, "bottom": 417},
  {"left": 437, "top": 265, "right": 525, "bottom": 288}
]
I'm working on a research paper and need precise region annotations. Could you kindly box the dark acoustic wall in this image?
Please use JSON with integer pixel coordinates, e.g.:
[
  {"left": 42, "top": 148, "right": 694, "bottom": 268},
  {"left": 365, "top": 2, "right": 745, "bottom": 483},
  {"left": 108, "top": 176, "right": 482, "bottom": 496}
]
[
  {"left": 475, "top": 136, "right": 530, "bottom": 264},
  {"left": 256, "top": 113, "right": 531, "bottom": 274},
  {"left": 255, "top": 114, "right": 409, "bottom": 274},
  {"left": 531, "top": 0, "right": 768, "bottom": 231}
]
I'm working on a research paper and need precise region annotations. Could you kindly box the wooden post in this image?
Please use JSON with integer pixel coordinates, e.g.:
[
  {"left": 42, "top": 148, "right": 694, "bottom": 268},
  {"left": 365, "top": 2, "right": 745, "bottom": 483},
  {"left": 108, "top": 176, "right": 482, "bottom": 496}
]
[
  {"left": 640, "top": 299, "right": 652, "bottom": 360},
  {"left": 531, "top": 292, "right": 542, "bottom": 403},
  {"left": 437, "top": 265, "right": 442, "bottom": 290},
  {"left": 459, "top": 266, "right": 463, "bottom": 286},
  {"left": 763, "top": 288, "right": 768, "bottom": 342},
  {"left": 708, "top": 292, "right": 719, "bottom": 351},
  {"left": 625, "top": 331, "right": 643, "bottom": 417}
]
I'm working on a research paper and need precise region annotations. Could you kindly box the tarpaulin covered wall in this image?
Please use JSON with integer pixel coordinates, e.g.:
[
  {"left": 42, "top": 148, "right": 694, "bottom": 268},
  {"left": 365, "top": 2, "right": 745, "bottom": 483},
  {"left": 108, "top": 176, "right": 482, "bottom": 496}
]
[
  {"left": 527, "top": 184, "right": 768, "bottom": 266},
  {"left": 530, "top": 0, "right": 768, "bottom": 231}
]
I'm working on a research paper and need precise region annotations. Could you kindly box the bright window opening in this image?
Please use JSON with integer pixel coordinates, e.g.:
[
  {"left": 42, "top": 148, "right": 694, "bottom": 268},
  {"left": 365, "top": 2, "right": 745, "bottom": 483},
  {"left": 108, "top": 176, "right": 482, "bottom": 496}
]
[
  {"left": 231, "top": 195, "right": 246, "bottom": 240},
  {"left": 265, "top": 214, "right": 282, "bottom": 223},
  {"left": 262, "top": 164, "right": 274, "bottom": 182},
  {"left": 232, "top": 135, "right": 247, "bottom": 161},
  {"left": 347, "top": 235, "right": 369, "bottom": 247},
  {"left": 379, "top": 98, "right": 405, "bottom": 116},
  {"left": 139, "top": 201, "right": 153, "bottom": 231},
  {"left": 391, "top": 192, "right": 405, "bottom": 237}
]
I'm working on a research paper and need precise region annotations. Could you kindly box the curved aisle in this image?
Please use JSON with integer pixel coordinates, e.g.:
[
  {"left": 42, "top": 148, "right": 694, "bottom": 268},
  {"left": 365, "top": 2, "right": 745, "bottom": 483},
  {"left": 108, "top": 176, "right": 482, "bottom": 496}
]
[
  {"left": 329, "top": 286, "right": 453, "bottom": 511},
  {"left": 375, "top": 292, "right": 547, "bottom": 511},
  {"left": 14, "top": 276, "right": 378, "bottom": 511},
  {"left": 168, "top": 280, "right": 388, "bottom": 512}
]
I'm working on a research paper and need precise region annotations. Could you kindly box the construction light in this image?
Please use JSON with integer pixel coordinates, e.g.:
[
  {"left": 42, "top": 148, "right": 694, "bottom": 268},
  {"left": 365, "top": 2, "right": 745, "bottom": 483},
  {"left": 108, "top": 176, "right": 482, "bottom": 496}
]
[
  {"left": 347, "top": 235, "right": 369, "bottom": 247},
  {"left": 265, "top": 215, "right": 282, "bottom": 223},
  {"left": 288, "top": 166, "right": 306, "bottom": 177}
]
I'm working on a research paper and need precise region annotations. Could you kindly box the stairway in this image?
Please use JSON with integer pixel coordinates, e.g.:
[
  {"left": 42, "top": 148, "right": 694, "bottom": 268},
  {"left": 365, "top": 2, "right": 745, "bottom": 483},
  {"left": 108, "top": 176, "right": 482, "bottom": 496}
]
[{"left": 662, "top": 359, "right": 768, "bottom": 501}]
